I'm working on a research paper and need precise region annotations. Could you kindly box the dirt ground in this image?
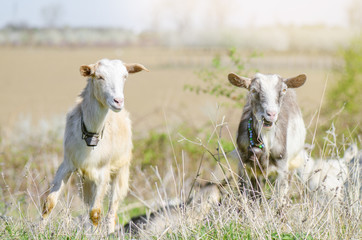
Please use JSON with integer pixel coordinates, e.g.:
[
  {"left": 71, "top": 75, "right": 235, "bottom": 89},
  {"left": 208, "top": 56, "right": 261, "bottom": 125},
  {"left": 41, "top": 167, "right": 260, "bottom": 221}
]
[{"left": 0, "top": 46, "right": 337, "bottom": 135}]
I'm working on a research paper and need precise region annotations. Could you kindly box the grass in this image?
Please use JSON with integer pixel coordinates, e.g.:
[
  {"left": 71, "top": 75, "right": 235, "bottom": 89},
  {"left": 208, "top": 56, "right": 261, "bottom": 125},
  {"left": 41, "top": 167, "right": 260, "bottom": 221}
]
[
  {"left": 166, "top": 222, "right": 315, "bottom": 240},
  {"left": 0, "top": 112, "right": 360, "bottom": 239}
]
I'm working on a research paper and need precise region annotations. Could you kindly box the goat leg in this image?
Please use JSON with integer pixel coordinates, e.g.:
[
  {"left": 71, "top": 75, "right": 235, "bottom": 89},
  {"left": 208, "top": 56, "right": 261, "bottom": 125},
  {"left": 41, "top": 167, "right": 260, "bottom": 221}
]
[{"left": 42, "top": 160, "right": 73, "bottom": 219}]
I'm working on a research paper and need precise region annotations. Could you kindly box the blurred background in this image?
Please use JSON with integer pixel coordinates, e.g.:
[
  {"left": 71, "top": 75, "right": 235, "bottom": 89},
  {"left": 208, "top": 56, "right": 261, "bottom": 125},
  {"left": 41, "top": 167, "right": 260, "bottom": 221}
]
[
  {"left": 0, "top": 0, "right": 361, "bottom": 131},
  {"left": 0, "top": 0, "right": 361, "bottom": 227}
]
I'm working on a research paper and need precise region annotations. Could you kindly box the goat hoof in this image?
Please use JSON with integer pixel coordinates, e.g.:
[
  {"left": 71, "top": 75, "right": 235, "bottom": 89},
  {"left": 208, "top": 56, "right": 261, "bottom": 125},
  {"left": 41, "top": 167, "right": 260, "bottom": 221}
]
[
  {"left": 90, "top": 208, "right": 101, "bottom": 226},
  {"left": 107, "top": 224, "right": 116, "bottom": 235},
  {"left": 42, "top": 197, "right": 55, "bottom": 218},
  {"left": 105, "top": 215, "right": 116, "bottom": 234}
]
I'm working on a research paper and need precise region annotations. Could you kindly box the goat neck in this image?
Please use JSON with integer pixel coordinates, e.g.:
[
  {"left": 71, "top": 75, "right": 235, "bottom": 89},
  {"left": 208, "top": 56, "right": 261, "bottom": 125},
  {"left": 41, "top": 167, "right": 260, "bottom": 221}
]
[{"left": 80, "top": 78, "right": 109, "bottom": 134}]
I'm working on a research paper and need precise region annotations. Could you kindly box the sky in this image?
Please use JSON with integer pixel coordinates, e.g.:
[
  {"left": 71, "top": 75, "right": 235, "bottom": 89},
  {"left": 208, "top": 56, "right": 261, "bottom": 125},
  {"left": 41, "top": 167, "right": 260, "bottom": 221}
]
[{"left": 0, "top": 0, "right": 355, "bottom": 31}]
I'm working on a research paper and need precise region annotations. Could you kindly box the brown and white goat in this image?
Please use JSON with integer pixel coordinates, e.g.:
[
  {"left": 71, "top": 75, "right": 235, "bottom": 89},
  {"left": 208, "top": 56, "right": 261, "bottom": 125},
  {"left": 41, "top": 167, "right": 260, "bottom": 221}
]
[
  {"left": 228, "top": 72, "right": 306, "bottom": 202},
  {"left": 42, "top": 59, "right": 148, "bottom": 233}
]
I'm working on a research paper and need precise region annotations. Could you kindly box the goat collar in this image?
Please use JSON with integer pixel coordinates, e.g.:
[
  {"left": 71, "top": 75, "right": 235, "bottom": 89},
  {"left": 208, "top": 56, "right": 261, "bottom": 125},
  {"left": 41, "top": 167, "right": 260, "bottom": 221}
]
[
  {"left": 247, "top": 117, "right": 264, "bottom": 149},
  {"left": 80, "top": 113, "right": 105, "bottom": 147}
]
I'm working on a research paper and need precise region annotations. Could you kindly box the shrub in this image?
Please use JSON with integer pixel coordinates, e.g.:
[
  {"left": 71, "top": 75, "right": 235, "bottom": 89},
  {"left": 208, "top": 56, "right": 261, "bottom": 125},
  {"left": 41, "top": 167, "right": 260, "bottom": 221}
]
[{"left": 184, "top": 47, "right": 260, "bottom": 108}]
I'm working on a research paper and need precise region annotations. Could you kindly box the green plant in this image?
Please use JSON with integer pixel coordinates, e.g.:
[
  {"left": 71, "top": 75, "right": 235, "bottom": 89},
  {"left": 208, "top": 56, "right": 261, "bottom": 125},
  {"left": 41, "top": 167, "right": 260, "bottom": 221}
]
[
  {"left": 315, "top": 36, "right": 362, "bottom": 148},
  {"left": 184, "top": 48, "right": 261, "bottom": 108},
  {"left": 328, "top": 36, "right": 362, "bottom": 115}
]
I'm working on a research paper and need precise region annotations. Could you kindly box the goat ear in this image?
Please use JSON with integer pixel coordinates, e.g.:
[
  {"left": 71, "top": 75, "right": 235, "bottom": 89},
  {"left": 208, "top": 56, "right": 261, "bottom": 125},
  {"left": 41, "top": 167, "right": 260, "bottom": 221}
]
[
  {"left": 124, "top": 63, "right": 149, "bottom": 74},
  {"left": 228, "top": 73, "right": 251, "bottom": 89},
  {"left": 80, "top": 64, "right": 95, "bottom": 77},
  {"left": 284, "top": 74, "right": 307, "bottom": 88}
]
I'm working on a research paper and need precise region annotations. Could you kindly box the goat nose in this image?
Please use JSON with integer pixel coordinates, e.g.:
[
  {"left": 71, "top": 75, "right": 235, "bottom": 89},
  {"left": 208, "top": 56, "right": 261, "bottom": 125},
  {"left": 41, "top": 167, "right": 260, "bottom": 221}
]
[
  {"left": 113, "top": 98, "right": 124, "bottom": 105},
  {"left": 266, "top": 111, "right": 277, "bottom": 118}
]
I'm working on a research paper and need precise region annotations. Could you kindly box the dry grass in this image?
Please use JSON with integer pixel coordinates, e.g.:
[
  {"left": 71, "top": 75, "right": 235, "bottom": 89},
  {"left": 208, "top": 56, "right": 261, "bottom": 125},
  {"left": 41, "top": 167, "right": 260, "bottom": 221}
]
[{"left": 0, "top": 112, "right": 360, "bottom": 239}]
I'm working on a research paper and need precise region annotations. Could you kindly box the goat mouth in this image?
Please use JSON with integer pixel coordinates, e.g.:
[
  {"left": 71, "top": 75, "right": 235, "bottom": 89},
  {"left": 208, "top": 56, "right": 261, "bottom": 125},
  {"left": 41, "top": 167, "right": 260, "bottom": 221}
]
[
  {"left": 108, "top": 101, "right": 123, "bottom": 112},
  {"left": 110, "top": 104, "right": 122, "bottom": 112},
  {"left": 262, "top": 118, "right": 273, "bottom": 128},
  {"left": 113, "top": 107, "right": 122, "bottom": 112}
]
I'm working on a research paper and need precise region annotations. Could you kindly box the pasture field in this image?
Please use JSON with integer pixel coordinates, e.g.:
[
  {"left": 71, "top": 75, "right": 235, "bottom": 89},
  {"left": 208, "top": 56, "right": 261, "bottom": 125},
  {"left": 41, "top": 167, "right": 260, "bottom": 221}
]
[
  {"left": 0, "top": 46, "right": 338, "bottom": 132},
  {"left": 0, "top": 46, "right": 360, "bottom": 239}
]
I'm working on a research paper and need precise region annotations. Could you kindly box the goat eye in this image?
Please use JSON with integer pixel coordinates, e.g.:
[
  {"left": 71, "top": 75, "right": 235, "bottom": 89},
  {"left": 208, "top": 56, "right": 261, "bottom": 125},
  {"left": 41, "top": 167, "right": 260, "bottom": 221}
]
[
  {"left": 98, "top": 76, "right": 104, "bottom": 80},
  {"left": 282, "top": 88, "right": 287, "bottom": 94},
  {"left": 251, "top": 89, "right": 257, "bottom": 94}
]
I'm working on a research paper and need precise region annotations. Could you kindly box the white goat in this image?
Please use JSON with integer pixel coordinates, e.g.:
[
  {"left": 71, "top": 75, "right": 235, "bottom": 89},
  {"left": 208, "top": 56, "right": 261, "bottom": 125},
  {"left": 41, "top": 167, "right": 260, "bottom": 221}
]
[
  {"left": 228, "top": 72, "right": 307, "bottom": 203},
  {"left": 299, "top": 144, "right": 358, "bottom": 201},
  {"left": 42, "top": 59, "right": 148, "bottom": 233}
]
